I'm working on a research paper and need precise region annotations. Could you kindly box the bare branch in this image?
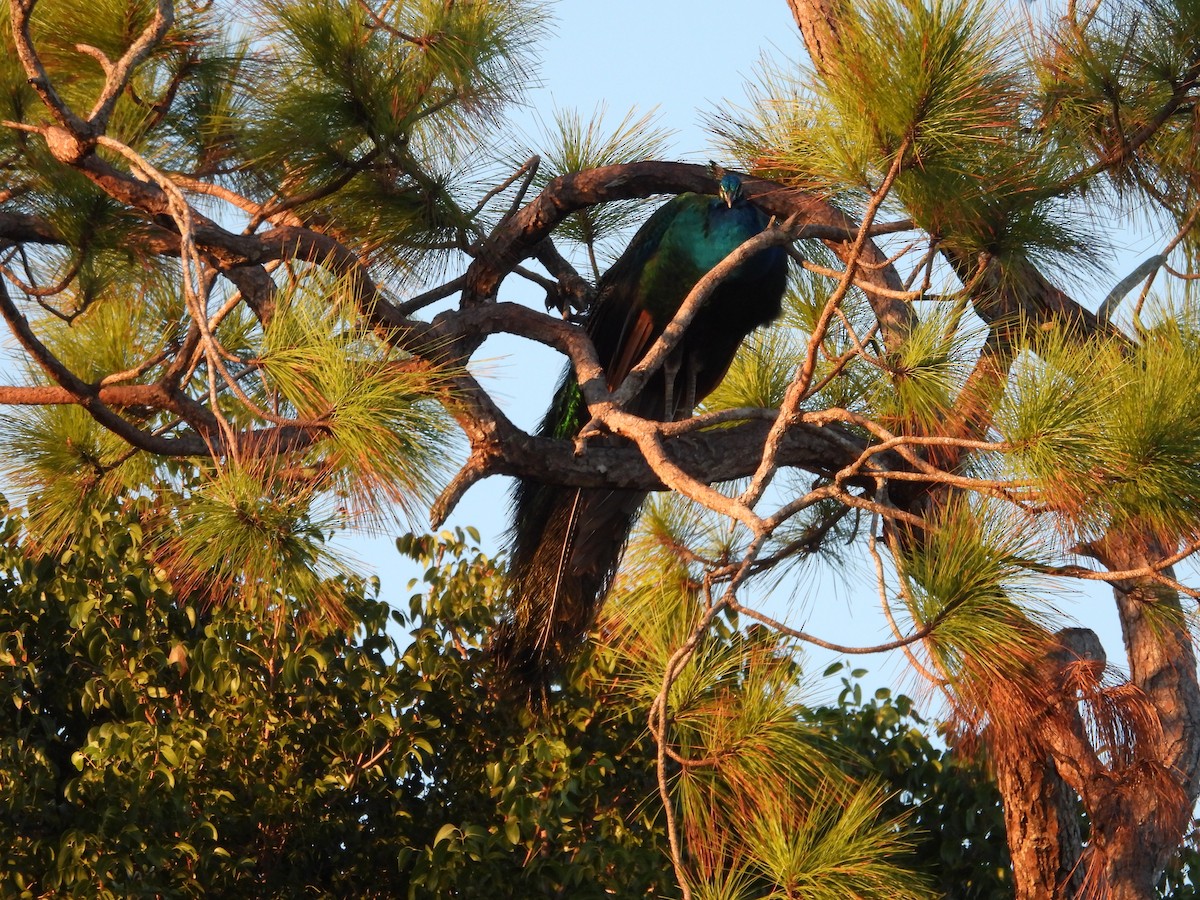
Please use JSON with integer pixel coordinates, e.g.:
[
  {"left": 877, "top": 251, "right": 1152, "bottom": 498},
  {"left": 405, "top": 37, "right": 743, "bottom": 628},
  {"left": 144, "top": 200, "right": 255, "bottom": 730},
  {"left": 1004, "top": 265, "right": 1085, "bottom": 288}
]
[
  {"left": 740, "top": 138, "right": 912, "bottom": 510},
  {"left": 86, "top": 0, "right": 175, "bottom": 129}
]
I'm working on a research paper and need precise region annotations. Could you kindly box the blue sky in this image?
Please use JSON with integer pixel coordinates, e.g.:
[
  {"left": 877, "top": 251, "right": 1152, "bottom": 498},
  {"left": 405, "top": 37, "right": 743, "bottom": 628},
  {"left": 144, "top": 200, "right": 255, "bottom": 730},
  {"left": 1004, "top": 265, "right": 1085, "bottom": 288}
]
[{"left": 526, "top": 0, "right": 798, "bottom": 156}]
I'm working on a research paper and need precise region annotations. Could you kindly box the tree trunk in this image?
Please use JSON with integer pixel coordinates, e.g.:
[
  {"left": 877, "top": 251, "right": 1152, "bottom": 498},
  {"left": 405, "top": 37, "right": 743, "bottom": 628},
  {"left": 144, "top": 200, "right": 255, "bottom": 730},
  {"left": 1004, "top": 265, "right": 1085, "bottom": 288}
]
[
  {"left": 984, "top": 544, "right": 1200, "bottom": 898},
  {"left": 1083, "top": 532, "right": 1200, "bottom": 897},
  {"left": 784, "top": 0, "right": 845, "bottom": 80},
  {"left": 991, "top": 735, "right": 1082, "bottom": 900}
]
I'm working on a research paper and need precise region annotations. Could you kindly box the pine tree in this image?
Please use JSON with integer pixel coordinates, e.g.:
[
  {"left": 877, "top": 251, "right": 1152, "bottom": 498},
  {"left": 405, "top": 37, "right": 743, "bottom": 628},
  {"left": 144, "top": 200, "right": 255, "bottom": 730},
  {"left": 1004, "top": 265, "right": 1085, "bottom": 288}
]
[{"left": 2, "top": 1, "right": 1200, "bottom": 897}]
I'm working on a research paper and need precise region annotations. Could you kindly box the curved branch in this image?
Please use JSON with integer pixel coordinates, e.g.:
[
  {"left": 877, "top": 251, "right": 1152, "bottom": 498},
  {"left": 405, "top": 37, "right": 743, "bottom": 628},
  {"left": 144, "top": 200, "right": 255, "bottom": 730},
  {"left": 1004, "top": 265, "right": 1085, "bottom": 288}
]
[{"left": 463, "top": 160, "right": 915, "bottom": 350}]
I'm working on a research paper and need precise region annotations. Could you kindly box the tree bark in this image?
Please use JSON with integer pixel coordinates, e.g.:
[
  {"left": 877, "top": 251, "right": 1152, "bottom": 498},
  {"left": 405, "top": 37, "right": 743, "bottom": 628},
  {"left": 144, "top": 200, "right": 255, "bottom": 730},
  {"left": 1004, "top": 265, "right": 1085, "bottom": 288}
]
[
  {"left": 1082, "top": 532, "right": 1200, "bottom": 897},
  {"left": 992, "top": 743, "right": 1082, "bottom": 900},
  {"left": 784, "top": 0, "right": 845, "bottom": 81}
]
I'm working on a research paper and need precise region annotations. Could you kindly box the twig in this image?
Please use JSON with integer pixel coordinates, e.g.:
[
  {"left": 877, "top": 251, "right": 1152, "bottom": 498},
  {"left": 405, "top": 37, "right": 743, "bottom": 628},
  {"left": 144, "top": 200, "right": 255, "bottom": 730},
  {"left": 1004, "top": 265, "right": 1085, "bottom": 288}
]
[
  {"left": 355, "top": 0, "right": 439, "bottom": 45},
  {"left": 1131, "top": 198, "right": 1200, "bottom": 323},
  {"left": 607, "top": 408, "right": 765, "bottom": 533},
  {"left": 0, "top": 276, "right": 187, "bottom": 454},
  {"left": 798, "top": 257, "right": 924, "bottom": 301},
  {"left": 1099, "top": 255, "right": 1166, "bottom": 324},
  {"left": 396, "top": 274, "right": 468, "bottom": 316},
  {"left": 86, "top": 0, "right": 175, "bottom": 130},
  {"left": 739, "top": 138, "right": 913, "bottom": 510}
]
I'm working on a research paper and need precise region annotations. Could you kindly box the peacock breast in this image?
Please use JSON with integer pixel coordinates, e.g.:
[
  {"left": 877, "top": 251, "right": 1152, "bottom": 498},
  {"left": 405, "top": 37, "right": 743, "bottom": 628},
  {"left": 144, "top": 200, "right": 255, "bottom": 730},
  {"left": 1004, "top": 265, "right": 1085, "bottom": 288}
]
[{"left": 689, "top": 200, "right": 768, "bottom": 269}]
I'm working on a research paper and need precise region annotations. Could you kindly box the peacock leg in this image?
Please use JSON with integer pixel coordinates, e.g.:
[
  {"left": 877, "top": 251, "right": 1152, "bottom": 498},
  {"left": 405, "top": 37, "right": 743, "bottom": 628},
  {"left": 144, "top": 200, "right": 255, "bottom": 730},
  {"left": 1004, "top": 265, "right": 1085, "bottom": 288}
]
[
  {"left": 662, "top": 348, "right": 682, "bottom": 420},
  {"left": 676, "top": 353, "right": 699, "bottom": 420}
]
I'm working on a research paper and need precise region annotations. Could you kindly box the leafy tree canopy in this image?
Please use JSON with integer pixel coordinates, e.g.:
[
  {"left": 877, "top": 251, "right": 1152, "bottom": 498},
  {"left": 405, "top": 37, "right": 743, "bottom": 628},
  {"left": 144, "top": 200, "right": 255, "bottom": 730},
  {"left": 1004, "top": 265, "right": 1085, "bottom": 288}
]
[{"left": 1, "top": 498, "right": 940, "bottom": 898}]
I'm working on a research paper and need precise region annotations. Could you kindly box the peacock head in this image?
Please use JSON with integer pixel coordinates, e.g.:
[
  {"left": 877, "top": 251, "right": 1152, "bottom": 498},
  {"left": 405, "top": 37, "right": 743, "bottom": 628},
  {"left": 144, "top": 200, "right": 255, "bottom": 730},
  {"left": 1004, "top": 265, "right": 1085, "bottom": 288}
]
[{"left": 717, "top": 173, "right": 744, "bottom": 208}]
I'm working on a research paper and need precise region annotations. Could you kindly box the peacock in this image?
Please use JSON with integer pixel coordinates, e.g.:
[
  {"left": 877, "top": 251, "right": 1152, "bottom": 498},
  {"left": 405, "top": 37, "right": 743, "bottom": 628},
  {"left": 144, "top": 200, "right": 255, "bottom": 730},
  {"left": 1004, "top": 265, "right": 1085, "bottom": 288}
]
[{"left": 497, "top": 171, "right": 789, "bottom": 689}]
